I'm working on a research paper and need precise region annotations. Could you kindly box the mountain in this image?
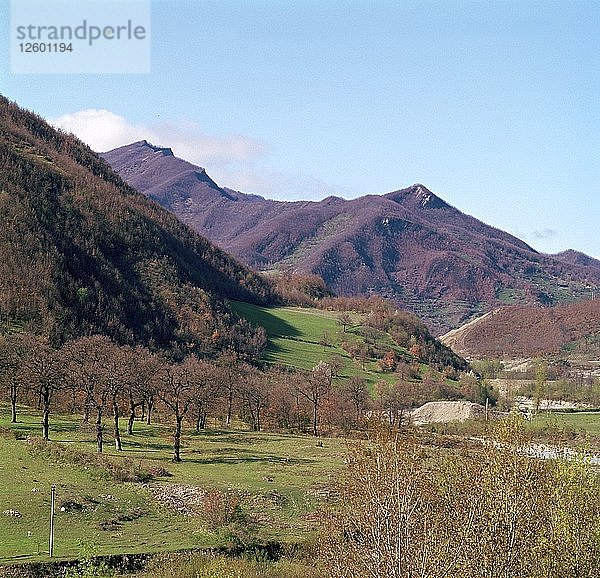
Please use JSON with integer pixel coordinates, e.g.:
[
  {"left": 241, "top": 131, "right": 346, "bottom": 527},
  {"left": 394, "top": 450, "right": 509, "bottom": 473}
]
[
  {"left": 0, "top": 97, "right": 275, "bottom": 353},
  {"left": 103, "top": 141, "right": 600, "bottom": 334},
  {"left": 552, "top": 249, "right": 600, "bottom": 272},
  {"left": 441, "top": 298, "right": 600, "bottom": 360}
]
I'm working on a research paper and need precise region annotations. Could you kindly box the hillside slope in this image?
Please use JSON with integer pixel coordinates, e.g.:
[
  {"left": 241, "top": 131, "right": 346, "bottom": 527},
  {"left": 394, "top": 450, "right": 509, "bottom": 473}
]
[
  {"left": 103, "top": 142, "right": 600, "bottom": 334},
  {"left": 231, "top": 301, "right": 467, "bottom": 383},
  {"left": 441, "top": 299, "right": 600, "bottom": 359},
  {"left": 0, "top": 97, "right": 275, "bottom": 351}
]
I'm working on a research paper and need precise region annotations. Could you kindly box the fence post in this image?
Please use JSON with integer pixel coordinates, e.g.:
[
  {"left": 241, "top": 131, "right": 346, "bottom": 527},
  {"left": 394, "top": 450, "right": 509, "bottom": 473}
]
[{"left": 49, "top": 484, "right": 55, "bottom": 557}]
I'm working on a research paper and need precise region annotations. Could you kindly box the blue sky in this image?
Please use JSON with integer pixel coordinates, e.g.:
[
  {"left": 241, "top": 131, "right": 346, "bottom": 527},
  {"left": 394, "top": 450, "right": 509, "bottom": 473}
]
[{"left": 2, "top": 0, "right": 599, "bottom": 257}]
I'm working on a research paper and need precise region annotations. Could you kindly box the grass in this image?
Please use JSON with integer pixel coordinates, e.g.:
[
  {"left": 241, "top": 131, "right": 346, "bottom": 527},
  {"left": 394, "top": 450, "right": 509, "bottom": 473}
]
[
  {"left": 0, "top": 407, "right": 346, "bottom": 565},
  {"left": 134, "top": 551, "right": 320, "bottom": 578},
  {"left": 230, "top": 301, "right": 408, "bottom": 386},
  {"left": 530, "top": 411, "right": 600, "bottom": 438}
]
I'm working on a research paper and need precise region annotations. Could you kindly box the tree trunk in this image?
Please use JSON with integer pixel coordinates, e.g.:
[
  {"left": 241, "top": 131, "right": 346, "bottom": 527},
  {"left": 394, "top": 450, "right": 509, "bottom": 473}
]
[
  {"left": 127, "top": 392, "right": 136, "bottom": 435},
  {"left": 195, "top": 408, "right": 206, "bottom": 431},
  {"left": 112, "top": 394, "right": 122, "bottom": 451},
  {"left": 127, "top": 409, "right": 136, "bottom": 435},
  {"left": 226, "top": 387, "right": 233, "bottom": 426},
  {"left": 146, "top": 396, "right": 153, "bottom": 425},
  {"left": 294, "top": 393, "right": 302, "bottom": 432},
  {"left": 173, "top": 416, "right": 183, "bottom": 462},
  {"left": 82, "top": 393, "right": 91, "bottom": 424},
  {"left": 10, "top": 382, "right": 17, "bottom": 423},
  {"left": 256, "top": 405, "right": 261, "bottom": 432},
  {"left": 312, "top": 401, "right": 318, "bottom": 437},
  {"left": 96, "top": 408, "right": 104, "bottom": 453},
  {"left": 248, "top": 402, "right": 257, "bottom": 431},
  {"left": 42, "top": 388, "right": 50, "bottom": 440}
]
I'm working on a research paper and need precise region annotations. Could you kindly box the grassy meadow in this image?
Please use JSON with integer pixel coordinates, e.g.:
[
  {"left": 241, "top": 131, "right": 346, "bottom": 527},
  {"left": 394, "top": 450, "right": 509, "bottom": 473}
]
[
  {"left": 0, "top": 407, "right": 346, "bottom": 565},
  {"left": 530, "top": 411, "right": 600, "bottom": 438},
  {"left": 230, "top": 301, "right": 409, "bottom": 385}
]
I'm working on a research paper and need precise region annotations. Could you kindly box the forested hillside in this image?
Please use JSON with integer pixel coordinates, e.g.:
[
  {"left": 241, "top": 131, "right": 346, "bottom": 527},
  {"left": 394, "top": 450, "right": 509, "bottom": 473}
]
[
  {"left": 0, "top": 96, "right": 275, "bottom": 353},
  {"left": 442, "top": 298, "right": 600, "bottom": 359}
]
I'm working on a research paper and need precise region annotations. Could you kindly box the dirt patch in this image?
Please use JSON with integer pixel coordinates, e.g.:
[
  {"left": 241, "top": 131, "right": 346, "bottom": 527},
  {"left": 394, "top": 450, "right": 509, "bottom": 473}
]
[
  {"left": 145, "top": 483, "right": 207, "bottom": 517},
  {"left": 411, "top": 401, "right": 485, "bottom": 425}
]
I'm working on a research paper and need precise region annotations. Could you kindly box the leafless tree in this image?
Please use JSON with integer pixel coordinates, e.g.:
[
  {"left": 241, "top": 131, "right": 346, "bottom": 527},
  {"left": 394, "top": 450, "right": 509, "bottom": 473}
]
[
  {"left": 295, "top": 361, "right": 333, "bottom": 436},
  {"left": 215, "top": 350, "right": 245, "bottom": 426},
  {"left": 20, "top": 334, "right": 64, "bottom": 440},
  {"left": 240, "top": 367, "right": 272, "bottom": 431},
  {"left": 124, "top": 346, "right": 160, "bottom": 435},
  {"left": 62, "top": 335, "right": 122, "bottom": 453},
  {"left": 158, "top": 356, "right": 204, "bottom": 462},
  {"left": 336, "top": 312, "right": 353, "bottom": 333},
  {"left": 341, "top": 375, "right": 370, "bottom": 425},
  {"left": 0, "top": 333, "right": 28, "bottom": 423}
]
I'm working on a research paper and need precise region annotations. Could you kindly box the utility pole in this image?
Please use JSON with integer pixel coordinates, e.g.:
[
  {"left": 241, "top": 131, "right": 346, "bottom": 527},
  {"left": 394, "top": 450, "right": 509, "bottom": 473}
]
[{"left": 49, "top": 485, "right": 55, "bottom": 557}]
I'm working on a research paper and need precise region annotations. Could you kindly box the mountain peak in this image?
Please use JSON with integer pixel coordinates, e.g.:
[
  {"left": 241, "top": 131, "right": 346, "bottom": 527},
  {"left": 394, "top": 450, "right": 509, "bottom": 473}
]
[
  {"left": 552, "top": 249, "right": 600, "bottom": 271},
  {"left": 135, "top": 140, "right": 174, "bottom": 156},
  {"left": 385, "top": 184, "right": 451, "bottom": 210},
  {"left": 412, "top": 184, "right": 436, "bottom": 207}
]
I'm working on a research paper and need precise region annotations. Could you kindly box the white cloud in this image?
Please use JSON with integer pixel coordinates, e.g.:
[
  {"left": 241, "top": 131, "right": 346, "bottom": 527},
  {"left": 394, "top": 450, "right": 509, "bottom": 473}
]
[
  {"left": 50, "top": 109, "right": 342, "bottom": 200},
  {"left": 50, "top": 109, "right": 265, "bottom": 164},
  {"left": 533, "top": 228, "right": 557, "bottom": 239},
  {"left": 51, "top": 109, "right": 154, "bottom": 153}
]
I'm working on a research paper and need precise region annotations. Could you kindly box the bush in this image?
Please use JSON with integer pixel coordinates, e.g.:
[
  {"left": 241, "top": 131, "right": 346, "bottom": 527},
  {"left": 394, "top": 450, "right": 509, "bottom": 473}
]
[
  {"left": 320, "top": 418, "right": 600, "bottom": 577},
  {"left": 26, "top": 437, "right": 156, "bottom": 482},
  {"left": 201, "top": 489, "right": 245, "bottom": 531}
]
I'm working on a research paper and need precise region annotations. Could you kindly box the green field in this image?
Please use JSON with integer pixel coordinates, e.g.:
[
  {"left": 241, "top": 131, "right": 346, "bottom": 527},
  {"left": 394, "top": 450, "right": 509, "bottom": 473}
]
[
  {"left": 531, "top": 411, "right": 600, "bottom": 437},
  {"left": 231, "top": 301, "right": 408, "bottom": 385},
  {"left": 0, "top": 408, "right": 346, "bottom": 564}
]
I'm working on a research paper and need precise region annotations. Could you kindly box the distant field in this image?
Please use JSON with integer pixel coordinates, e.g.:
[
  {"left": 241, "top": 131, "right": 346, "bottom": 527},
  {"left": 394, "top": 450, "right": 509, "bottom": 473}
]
[
  {"left": 531, "top": 411, "right": 600, "bottom": 437},
  {"left": 230, "top": 301, "right": 406, "bottom": 385},
  {"left": 0, "top": 408, "right": 346, "bottom": 564}
]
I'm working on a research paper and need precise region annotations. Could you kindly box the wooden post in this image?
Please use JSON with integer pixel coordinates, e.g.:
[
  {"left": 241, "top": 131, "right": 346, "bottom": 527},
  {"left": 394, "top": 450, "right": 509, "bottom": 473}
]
[
  {"left": 49, "top": 485, "right": 55, "bottom": 557},
  {"left": 485, "top": 397, "right": 489, "bottom": 422}
]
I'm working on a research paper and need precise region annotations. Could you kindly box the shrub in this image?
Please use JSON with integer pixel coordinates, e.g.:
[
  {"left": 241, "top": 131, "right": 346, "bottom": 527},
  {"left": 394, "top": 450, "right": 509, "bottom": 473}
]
[
  {"left": 26, "top": 437, "right": 156, "bottom": 482},
  {"left": 320, "top": 418, "right": 600, "bottom": 577},
  {"left": 201, "top": 489, "right": 245, "bottom": 531}
]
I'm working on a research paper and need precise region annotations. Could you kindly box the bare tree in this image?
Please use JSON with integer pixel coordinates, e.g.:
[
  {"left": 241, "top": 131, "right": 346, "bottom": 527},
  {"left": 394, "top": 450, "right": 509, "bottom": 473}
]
[
  {"left": 295, "top": 361, "right": 333, "bottom": 436},
  {"left": 20, "top": 334, "right": 63, "bottom": 440},
  {"left": 215, "top": 351, "right": 244, "bottom": 427},
  {"left": 341, "top": 376, "right": 370, "bottom": 425},
  {"left": 62, "top": 335, "right": 120, "bottom": 453},
  {"left": 158, "top": 356, "right": 204, "bottom": 462},
  {"left": 192, "top": 360, "right": 219, "bottom": 431},
  {"left": 240, "top": 367, "right": 272, "bottom": 431},
  {"left": 0, "top": 334, "right": 27, "bottom": 423},
  {"left": 124, "top": 346, "right": 160, "bottom": 435},
  {"left": 336, "top": 312, "right": 353, "bottom": 333}
]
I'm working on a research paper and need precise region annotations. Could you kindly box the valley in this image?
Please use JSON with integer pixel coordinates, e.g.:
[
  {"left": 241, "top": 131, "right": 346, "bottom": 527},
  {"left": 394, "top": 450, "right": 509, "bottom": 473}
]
[{"left": 1, "top": 96, "right": 599, "bottom": 577}]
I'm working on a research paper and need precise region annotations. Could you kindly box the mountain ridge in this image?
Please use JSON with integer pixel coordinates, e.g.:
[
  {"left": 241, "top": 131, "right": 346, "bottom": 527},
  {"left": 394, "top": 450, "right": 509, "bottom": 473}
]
[
  {"left": 441, "top": 299, "right": 600, "bottom": 360},
  {"left": 103, "top": 141, "right": 600, "bottom": 334}
]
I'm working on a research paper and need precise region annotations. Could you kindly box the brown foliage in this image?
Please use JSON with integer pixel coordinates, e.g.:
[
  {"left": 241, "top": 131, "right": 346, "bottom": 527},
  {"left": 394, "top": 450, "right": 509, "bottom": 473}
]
[
  {"left": 320, "top": 419, "right": 600, "bottom": 577},
  {"left": 448, "top": 299, "right": 600, "bottom": 358}
]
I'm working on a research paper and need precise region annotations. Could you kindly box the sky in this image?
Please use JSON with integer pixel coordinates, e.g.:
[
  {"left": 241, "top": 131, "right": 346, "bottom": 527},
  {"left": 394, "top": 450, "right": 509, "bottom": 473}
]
[{"left": 1, "top": 0, "right": 599, "bottom": 258}]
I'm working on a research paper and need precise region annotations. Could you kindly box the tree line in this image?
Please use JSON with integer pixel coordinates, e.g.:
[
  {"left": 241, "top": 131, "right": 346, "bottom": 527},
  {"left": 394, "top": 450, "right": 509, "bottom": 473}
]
[{"left": 0, "top": 328, "right": 485, "bottom": 461}]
